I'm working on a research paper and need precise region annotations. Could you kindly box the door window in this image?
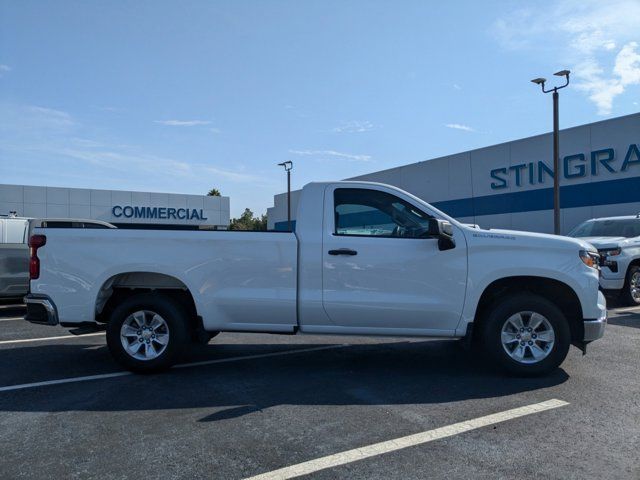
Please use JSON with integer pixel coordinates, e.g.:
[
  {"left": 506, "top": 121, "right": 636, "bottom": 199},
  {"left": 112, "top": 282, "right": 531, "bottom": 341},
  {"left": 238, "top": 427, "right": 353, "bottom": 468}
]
[{"left": 334, "top": 188, "right": 432, "bottom": 238}]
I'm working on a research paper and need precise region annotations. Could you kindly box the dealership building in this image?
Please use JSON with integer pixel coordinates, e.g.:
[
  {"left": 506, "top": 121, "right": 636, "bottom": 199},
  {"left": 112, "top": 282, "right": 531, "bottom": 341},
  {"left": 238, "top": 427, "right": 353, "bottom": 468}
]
[
  {"left": 268, "top": 112, "right": 640, "bottom": 234},
  {"left": 0, "top": 185, "right": 230, "bottom": 229}
]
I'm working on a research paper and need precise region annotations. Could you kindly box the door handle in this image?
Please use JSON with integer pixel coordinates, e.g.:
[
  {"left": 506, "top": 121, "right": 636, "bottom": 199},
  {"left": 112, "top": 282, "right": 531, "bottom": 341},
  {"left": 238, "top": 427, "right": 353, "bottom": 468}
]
[{"left": 328, "top": 248, "right": 358, "bottom": 256}]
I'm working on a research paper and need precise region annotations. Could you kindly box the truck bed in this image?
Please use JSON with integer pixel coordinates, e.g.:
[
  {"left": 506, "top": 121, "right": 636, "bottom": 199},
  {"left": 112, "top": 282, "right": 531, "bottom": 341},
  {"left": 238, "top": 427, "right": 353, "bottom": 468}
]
[{"left": 32, "top": 228, "right": 298, "bottom": 332}]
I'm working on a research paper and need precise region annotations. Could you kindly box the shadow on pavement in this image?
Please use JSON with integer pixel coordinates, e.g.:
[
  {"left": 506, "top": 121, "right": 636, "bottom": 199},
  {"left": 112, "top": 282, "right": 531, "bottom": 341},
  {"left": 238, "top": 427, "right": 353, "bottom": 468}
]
[
  {"left": 0, "top": 339, "right": 569, "bottom": 420},
  {"left": 608, "top": 312, "right": 640, "bottom": 329},
  {"left": 0, "top": 303, "right": 26, "bottom": 318}
]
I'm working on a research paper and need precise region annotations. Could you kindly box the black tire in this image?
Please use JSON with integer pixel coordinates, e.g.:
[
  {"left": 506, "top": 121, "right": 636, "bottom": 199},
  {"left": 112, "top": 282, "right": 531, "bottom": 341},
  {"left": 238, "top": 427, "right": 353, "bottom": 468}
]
[
  {"left": 480, "top": 294, "right": 571, "bottom": 376},
  {"left": 106, "top": 293, "right": 190, "bottom": 373},
  {"left": 620, "top": 265, "right": 640, "bottom": 306}
]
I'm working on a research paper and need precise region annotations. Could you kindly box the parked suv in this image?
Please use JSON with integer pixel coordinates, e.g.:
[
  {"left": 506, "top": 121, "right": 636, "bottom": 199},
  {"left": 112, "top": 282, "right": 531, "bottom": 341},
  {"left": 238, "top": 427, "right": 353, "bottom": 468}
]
[{"left": 569, "top": 215, "right": 640, "bottom": 306}]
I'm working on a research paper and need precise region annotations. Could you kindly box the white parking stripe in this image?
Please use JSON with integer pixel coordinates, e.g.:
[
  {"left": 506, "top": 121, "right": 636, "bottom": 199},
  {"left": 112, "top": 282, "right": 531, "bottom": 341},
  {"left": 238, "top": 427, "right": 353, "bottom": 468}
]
[
  {"left": 0, "top": 332, "right": 105, "bottom": 345},
  {"left": 243, "top": 399, "right": 570, "bottom": 480},
  {"left": 0, "top": 372, "right": 131, "bottom": 392},
  {"left": 611, "top": 307, "right": 640, "bottom": 313},
  {"left": 0, "top": 317, "right": 25, "bottom": 322},
  {"left": 0, "top": 344, "right": 348, "bottom": 392}
]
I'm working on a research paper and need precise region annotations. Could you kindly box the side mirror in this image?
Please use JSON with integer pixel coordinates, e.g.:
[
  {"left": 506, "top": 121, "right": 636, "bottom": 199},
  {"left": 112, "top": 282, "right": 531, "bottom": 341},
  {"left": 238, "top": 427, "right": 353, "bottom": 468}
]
[{"left": 427, "top": 218, "right": 456, "bottom": 251}]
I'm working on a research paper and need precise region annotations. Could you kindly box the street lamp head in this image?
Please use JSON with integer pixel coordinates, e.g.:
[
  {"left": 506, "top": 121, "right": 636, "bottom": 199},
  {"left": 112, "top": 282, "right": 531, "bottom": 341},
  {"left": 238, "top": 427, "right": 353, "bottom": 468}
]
[
  {"left": 278, "top": 161, "right": 293, "bottom": 171},
  {"left": 554, "top": 69, "right": 570, "bottom": 77},
  {"left": 530, "top": 77, "right": 547, "bottom": 85}
]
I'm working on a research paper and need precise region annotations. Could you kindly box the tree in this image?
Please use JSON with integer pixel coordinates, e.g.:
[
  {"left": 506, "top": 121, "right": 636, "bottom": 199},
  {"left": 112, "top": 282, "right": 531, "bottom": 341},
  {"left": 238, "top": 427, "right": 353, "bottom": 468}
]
[
  {"left": 229, "top": 208, "right": 267, "bottom": 231},
  {"left": 207, "top": 188, "right": 221, "bottom": 197}
]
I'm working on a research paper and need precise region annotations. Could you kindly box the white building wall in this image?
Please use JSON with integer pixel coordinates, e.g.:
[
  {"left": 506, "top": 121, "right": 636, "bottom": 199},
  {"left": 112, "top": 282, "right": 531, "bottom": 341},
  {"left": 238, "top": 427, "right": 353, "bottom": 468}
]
[{"left": 0, "top": 185, "right": 230, "bottom": 228}]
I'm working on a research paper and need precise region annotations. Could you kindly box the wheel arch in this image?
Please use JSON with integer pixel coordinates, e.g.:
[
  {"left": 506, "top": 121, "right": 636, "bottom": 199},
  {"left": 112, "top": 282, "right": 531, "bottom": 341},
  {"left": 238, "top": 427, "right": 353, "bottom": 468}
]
[
  {"left": 95, "top": 272, "right": 199, "bottom": 329},
  {"left": 626, "top": 258, "right": 640, "bottom": 273},
  {"left": 473, "top": 276, "right": 584, "bottom": 344}
]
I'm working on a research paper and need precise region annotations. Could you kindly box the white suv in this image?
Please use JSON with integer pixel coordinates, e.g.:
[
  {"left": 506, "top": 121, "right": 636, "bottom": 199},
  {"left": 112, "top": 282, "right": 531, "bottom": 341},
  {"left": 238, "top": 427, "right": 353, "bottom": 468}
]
[{"left": 570, "top": 215, "right": 640, "bottom": 306}]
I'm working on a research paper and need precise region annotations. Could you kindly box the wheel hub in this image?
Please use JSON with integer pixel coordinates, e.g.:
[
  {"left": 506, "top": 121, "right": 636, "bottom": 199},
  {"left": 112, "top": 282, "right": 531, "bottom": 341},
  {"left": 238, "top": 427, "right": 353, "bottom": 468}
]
[
  {"left": 501, "top": 311, "right": 555, "bottom": 365},
  {"left": 120, "top": 310, "right": 170, "bottom": 361},
  {"left": 631, "top": 272, "right": 640, "bottom": 302}
]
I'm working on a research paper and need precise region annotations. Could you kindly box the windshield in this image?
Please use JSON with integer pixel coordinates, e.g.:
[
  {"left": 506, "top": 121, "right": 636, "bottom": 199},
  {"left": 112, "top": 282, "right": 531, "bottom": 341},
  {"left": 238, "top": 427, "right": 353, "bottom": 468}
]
[{"left": 569, "top": 218, "right": 640, "bottom": 238}]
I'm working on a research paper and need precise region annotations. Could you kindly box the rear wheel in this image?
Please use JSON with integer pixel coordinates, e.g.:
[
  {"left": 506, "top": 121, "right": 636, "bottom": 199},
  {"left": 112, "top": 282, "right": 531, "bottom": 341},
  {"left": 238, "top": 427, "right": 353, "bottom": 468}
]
[
  {"left": 481, "top": 294, "right": 571, "bottom": 376},
  {"left": 620, "top": 265, "right": 640, "bottom": 306},
  {"left": 106, "top": 293, "right": 190, "bottom": 373}
]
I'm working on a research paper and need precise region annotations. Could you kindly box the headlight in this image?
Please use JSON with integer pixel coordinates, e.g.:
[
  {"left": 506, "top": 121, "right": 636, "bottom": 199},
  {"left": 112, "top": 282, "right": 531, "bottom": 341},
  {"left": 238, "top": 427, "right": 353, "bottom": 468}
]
[
  {"left": 600, "top": 247, "right": 621, "bottom": 256},
  {"left": 579, "top": 250, "right": 600, "bottom": 269}
]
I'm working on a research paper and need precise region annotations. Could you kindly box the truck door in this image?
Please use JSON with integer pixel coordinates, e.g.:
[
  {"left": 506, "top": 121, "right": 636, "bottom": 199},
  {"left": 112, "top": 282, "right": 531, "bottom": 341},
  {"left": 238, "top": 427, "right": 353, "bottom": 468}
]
[{"left": 321, "top": 185, "right": 467, "bottom": 334}]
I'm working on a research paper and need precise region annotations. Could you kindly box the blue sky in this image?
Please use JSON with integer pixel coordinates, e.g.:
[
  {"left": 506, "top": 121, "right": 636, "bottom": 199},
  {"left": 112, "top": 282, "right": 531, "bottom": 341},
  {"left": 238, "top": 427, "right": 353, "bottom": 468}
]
[{"left": 1, "top": 0, "right": 639, "bottom": 217}]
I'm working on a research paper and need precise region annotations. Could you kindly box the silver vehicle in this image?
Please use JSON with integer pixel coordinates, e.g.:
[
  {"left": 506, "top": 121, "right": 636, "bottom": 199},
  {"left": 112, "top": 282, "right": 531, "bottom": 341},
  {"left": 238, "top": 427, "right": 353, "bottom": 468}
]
[
  {"left": 569, "top": 214, "right": 640, "bottom": 306},
  {"left": 0, "top": 214, "right": 29, "bottom": 300},
  {"left": 0, "top": 214, "right": 114, "bottom": 300}
]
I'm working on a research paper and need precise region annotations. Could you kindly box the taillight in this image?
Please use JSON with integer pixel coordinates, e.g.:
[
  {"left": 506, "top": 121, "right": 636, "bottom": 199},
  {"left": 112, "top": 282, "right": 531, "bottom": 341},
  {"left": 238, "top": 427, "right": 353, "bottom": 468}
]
[{"left": 29, "top": 234, "right": 46, "bottom": 280}]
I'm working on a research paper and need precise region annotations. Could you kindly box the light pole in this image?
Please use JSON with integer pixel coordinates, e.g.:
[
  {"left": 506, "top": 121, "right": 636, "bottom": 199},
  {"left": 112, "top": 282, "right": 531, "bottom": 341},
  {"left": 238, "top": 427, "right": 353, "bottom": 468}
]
[
  {"left": 531, "top": 70, "right": 570, "bottom": 235},
  {"left": 278, "top": 161, "right": 293, "bottom": 231}
]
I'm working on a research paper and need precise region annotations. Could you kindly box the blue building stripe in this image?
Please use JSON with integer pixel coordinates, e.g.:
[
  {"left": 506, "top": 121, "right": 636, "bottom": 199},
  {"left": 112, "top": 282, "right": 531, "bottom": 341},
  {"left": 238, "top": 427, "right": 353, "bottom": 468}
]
[
  {"left": 432, "top": 176, "right": 640, "bottom": 218},
  {"left": 273, "top": 176, "right": 640, "bottom": 230}
]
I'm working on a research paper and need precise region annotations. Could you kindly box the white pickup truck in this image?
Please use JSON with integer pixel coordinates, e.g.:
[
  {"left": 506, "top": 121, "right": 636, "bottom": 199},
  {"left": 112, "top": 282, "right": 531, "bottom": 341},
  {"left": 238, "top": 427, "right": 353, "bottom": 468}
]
[
  {"left": 569, "top": 215, "right": 640, "bottom": 306},
  {"left": 25, "top": 181, "right": 607, "bottom": 375}
]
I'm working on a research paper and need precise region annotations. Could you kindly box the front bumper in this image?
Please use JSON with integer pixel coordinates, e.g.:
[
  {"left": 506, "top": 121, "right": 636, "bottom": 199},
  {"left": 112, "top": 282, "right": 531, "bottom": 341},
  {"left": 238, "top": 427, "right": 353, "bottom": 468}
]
[
  {"left": 583, "top": 290, "right": 607, "bottom": 342},
  {"left": 599, "top": 276, "right": 625, "bottom": 291},
  {"left": 24, "top": 294, "right": 59, "bottom": 326}
]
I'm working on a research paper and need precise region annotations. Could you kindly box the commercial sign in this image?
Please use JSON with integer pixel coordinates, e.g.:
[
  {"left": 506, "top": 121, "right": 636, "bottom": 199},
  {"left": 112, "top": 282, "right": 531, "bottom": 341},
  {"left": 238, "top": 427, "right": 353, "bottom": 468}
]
[
  {"left": 490, "top": 143, "right": 640, "bottom": 190},
  {"left": 111, "top": 206, "right": 208, "bottom": 221}
]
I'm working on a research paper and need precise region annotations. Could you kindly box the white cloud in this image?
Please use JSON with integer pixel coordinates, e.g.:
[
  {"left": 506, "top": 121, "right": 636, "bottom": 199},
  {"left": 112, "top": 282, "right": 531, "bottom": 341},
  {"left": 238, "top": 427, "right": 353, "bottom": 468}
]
[
  {"left": 154, "top": 119, "right": 212, "bottom": 126},
  {"left": 20, "top": 106, "right": 76, "bottom": 129},
  {"left": 445, "top": 123, "right": 475, "bottom": 132},
  {"left": 492, "top": 0, "right": 640, "bottom": 114},
  {"left": 614, "top": 42, "right": 640, "bottom": 85},
  {"left": 19, "top": 142, "right": 263, "bottom": 184},
  {"left": 0, "top": 64, "right": 11, "bottom": 77},
  {"left": 1, "top": 102, "right": 271, "bottom": 197},
  {"left": 453, "top": 84, "right": 462, "bottom": 90},
  {"left": 289, "top": 149, "right": 372, "bottom": 162},
  {"left": 200, "top": 166, "right": 263, "bottom": 183},
  {"left": 575, "top": 42, "right": 640, "bottom": 114},
  {"left": 209, "top": 127, "right": 222, "bottom": 134},
  {"left": 332, "top": 120, "right": 375, "bottom": 133}
]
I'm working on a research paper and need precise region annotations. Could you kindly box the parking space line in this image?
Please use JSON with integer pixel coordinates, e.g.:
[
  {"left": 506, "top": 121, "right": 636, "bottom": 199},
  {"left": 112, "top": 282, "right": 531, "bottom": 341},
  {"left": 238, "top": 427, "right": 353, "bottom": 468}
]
[
  {"left": 0, "top": 317, "right": 25, "bottom": 322},
  {"left": 0, "top": 344, "right": 348, "bottom": 392},
  {"left": 611, "top": 307, "right": 640, "bottom": 313},
  {"left": 0, "top": 371, "right": 131, "bottom": 392},
  {"left": 243, "top": 399, "right": 570, "bottom": 480},
  {"left": 0, "top": 332, "right": 105, "bottom": 345}
]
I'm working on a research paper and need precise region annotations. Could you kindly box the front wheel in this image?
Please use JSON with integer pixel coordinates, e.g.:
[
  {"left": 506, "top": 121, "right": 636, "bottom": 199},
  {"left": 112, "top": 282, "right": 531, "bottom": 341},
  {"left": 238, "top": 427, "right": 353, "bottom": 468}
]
[
  {"left": 106, "top": 293, "right": 190, "bottom": 373},
  {"left": 480, "top": 294, "right": 571, "bottom": 376},
  {"left": 620, "top": 265, "right": 640, "bottom": 306}
]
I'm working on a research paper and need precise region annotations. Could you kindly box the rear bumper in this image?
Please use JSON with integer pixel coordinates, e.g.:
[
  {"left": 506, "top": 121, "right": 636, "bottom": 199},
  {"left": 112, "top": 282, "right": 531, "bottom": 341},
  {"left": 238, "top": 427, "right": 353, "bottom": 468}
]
[
  {"left": 24, "top": 294, "right": 59, "bottom": 326},
  {"left": 583, "top": 290, "right": 607, "bottom": 342}
]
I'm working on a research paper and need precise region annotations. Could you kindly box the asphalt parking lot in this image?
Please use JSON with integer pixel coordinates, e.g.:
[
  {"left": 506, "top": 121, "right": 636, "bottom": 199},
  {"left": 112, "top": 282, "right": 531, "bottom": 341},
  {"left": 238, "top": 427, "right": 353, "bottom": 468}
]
[{"left": 0, "top": 301, "right": 638, "bottom": 480}]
